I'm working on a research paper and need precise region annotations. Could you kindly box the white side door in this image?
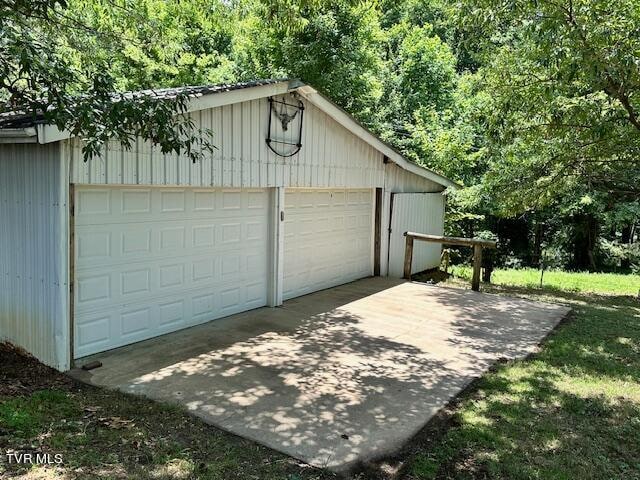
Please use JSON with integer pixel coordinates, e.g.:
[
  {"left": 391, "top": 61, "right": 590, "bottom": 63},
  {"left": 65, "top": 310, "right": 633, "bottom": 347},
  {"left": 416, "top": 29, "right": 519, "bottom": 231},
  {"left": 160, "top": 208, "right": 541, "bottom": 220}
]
[{"left": 388, "top": 192, "right": 445, "bottom": 277}]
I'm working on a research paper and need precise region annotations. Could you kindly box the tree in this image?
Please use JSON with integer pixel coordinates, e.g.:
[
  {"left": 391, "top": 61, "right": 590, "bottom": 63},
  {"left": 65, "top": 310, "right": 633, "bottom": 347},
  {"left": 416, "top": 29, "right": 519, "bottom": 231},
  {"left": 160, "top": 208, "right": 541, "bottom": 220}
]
[
  {"left": 66, "top": 0, "right": 237, "bottom": 89},
  {"left": 1, "top": 0, "right": 212, "bottom": 161},
  {"left": 232, "top": 0, "right": 384, "bottom": 121},
  {"left": 460, "top": 0, "right": 640, "bottom": 213}
]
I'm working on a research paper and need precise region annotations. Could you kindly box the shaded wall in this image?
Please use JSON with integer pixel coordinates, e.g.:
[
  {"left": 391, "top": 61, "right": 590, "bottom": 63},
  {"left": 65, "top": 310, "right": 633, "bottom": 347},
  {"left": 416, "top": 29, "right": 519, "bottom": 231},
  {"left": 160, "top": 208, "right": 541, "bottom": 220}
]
[{"left": 0, "top": 143, "right": 69, "bottom": 370}]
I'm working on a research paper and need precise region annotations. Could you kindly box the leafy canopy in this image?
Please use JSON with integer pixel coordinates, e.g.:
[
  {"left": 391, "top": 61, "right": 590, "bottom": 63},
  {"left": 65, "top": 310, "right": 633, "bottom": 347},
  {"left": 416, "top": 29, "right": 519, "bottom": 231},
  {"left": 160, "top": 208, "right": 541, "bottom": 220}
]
[
  {"left": 1, "top": 0, "right": 212, "bottom": 161},
  {"left": 461, "top": 0, "right": 640, "bottom": 213}
]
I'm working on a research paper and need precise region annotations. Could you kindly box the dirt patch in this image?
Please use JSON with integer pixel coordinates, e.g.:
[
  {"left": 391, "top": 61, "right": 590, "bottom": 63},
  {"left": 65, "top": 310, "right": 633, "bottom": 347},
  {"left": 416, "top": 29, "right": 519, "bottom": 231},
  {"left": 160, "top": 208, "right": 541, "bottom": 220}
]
[{"left": 0, "top": 343, "right": 73, "bottom": 397}]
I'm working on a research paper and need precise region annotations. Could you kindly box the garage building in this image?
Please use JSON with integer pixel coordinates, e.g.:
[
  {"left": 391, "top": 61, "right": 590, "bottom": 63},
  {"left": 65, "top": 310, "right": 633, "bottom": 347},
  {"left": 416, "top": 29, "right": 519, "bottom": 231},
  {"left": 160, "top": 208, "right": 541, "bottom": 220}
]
[{"left": 0, "top": 79, "right": 456, "bottom": 371}]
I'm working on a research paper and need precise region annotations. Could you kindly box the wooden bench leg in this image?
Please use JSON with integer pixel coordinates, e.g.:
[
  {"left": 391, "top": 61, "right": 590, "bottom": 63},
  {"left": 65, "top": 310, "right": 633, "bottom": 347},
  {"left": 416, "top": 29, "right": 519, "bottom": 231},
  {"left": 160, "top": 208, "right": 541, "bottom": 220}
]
[
  {"left": 472, "top": 244, "right": 482, "bottom": 291},
  {"left": 403, "top": 235, "right": 414, "bottom": 279}
]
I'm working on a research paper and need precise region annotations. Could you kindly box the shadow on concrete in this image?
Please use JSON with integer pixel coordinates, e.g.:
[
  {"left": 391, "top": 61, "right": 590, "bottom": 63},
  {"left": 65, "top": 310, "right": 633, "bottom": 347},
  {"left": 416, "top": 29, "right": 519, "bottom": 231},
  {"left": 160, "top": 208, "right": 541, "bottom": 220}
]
[
  {"left": 385, "top": 288, "right": 640, "bottom": 480},
  {"left": 72, "top": 277, "right": 569, "bottom": 472}
]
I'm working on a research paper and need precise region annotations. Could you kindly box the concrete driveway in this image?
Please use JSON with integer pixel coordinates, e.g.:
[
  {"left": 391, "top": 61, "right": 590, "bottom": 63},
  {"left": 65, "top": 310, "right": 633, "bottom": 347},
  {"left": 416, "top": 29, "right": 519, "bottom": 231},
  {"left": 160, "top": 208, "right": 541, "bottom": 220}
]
[{"left": 71, "top": 277, "right": 570, "bottom": 472}]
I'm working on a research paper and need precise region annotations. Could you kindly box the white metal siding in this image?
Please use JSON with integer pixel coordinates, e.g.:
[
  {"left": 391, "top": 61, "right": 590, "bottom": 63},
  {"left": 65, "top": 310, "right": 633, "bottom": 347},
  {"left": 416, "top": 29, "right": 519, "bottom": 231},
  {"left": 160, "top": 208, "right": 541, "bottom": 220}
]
[
  {"left": 0, "top": 144, "right": 69, "bottom": 370},
  {"left": 388, "top": 193, "right": 445, "bottom": 277},
  {"left": 73, "top": 186, "right": 269, "bottom": 357},
  {"left": 66, "top": 99, "right": 388, "bottom": 189},
  {"left": 378, "top": 163, "right": 444, "bottom": 275},
  {"left": 283, "top": 188, "right": 373, "bottom": 300},
  {"left": 384, "top": 163, "right": 442, "bottom": 193}
]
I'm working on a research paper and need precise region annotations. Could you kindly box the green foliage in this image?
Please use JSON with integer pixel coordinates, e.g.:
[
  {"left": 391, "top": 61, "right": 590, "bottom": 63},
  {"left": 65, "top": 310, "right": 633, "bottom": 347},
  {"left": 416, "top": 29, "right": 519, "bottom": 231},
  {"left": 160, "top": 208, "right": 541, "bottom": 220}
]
[
  {"left": 233, "top": 0, "right": 384, "bottom": 120},
  {"left": 462, "top": 0, "right": 640, "bottom": 212},
  {"left": 396, "top": 25, "right": 456, "bottom": 114},
  {"left": 1, "top": 0, "right": 214, "bottom": 161},
  {"left": 68, "top": 0, "right": 237, "bottom": 89},
  {"left": 376, "top": 20, "right": 476, "bottom": 181}
]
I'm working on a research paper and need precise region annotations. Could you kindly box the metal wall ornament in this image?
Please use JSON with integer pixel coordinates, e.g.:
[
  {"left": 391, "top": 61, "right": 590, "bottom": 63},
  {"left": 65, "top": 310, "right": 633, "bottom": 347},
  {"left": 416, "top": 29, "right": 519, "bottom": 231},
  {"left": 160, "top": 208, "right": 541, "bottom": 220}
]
[{"left": 266, "top": 95, "right": 304, "bottom": 157}]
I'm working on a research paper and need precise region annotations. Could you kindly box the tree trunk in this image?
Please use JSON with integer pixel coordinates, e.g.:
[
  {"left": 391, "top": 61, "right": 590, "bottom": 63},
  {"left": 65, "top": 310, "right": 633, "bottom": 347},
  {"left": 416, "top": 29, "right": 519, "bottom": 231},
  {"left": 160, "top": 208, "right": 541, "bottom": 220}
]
[
  {"left": 572, "top": 214, "right": 598, "bottom": 271},
  {"left": 482, "top": 263, "right": 493, "bottom": 283},
  {"left": 621, "top": 223, "right": 632, "bottom": 270},
  {"left": 587, "top": 214, "right": 598, "bottom": 271}
]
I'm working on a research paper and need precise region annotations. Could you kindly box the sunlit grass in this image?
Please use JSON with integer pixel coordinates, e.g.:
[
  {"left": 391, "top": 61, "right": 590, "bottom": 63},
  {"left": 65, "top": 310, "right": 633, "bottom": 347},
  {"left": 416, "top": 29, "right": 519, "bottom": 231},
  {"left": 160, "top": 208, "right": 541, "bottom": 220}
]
[{"left": 450, "top": 266, "right": 640, "bottom": 295}]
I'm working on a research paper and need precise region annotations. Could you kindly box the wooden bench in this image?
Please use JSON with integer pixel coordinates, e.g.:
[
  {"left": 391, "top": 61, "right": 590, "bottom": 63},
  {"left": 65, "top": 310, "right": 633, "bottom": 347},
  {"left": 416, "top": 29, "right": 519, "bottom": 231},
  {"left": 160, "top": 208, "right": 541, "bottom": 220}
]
[{"left": 403, "top": 232, "right": 497, "bottom": 291}]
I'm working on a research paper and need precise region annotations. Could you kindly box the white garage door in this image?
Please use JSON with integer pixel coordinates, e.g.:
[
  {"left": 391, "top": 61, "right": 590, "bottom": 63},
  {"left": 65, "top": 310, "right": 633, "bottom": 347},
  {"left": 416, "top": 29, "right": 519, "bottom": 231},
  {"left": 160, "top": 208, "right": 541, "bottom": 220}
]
[
  {"left": 283, "top": 188, "right": 373, "bottom": 300},
  {"left": 73, "top": 186, "right": 269, "bottom": 358}
]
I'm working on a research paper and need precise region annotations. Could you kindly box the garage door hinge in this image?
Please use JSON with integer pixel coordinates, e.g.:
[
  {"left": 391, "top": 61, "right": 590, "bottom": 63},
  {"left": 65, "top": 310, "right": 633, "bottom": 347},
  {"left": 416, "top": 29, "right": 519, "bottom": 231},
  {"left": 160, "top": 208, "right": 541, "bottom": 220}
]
[{"left": 280, "top": 211, "right": 285, "bottom": 221}]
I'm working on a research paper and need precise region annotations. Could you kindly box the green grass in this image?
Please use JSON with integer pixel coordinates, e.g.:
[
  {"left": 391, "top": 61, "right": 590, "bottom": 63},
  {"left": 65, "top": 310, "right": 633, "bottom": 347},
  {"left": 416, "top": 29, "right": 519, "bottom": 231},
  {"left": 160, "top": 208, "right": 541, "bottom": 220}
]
[
  {"left": 0, "top": 376, "right": 335, "bottom": 479},
  {"left": 406, "top": 273, "right": 640, "bottom": 480},
  {"left": 0, "top": 390, "right": 79, "bottom": 438},
  {"left": 450, "top": 266, "right": 640, "bottom": 295}
]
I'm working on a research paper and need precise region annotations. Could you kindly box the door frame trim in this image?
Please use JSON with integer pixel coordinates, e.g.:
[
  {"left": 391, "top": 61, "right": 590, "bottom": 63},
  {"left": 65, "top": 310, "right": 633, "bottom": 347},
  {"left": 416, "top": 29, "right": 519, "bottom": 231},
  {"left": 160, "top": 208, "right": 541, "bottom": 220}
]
[
  {"left": 268, "top": 186, "right": 285, "bottom": 306},
  {"left": 68, "top": 183, "right": 76, "bottom": 366},
  {"left": 374, "top": 187, "right": 383, "bottom": 275}
]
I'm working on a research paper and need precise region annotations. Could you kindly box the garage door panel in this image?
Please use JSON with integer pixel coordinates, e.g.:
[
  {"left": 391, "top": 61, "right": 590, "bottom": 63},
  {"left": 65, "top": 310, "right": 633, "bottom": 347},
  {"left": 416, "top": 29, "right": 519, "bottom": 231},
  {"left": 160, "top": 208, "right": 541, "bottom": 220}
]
[
  {"left": 74, "top": 274, "right": 269, "bottom": 357},
  {"left": 75, "top": 188, "right": 267, "bottom": 226},
  {"left": 77, "top": 188, "right": 112, "bottom": 216},
  {"left": 74, "top": 186, "right": 269, "bottom": 358},
  {"left": 75, "top": 218, "right": 266, "bottom": 269},
  {"left": 76, "top": 273, "right": 111, "bottom": 307},
  {"left": 75, "top": 248, "right": 267, "bottom": 313},
  {"left": 76, "top": 230, "right": 112, "bottom": 262},
  {"left": 158, "top": 263, "right": 185, "bottom": 289},
  {"left": 283, "top": 188, "right": 373, "bottom": 300},
  {"left": 122, "top": 189, "right": 152, "bottom": 215},
  {"left": 193, "top": 190, "right": 216, "bottom": 211},
  {"left": 123, "top": 228, "right": 153, "bottom": 256},
  {"left": 158, "top": 300, "right": 185, "bottom": 329},
  {"left": 76, "top": 314, "right": 111, "bottom": 354}
]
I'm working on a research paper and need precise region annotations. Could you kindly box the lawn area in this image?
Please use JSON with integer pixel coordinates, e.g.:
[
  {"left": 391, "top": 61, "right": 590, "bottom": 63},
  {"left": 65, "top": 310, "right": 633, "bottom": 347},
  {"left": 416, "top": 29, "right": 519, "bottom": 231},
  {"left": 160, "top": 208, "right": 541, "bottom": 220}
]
[
  {"left": 1, "top": 269, "right": 639, "bottom": 479},
  {"left": 450, "top": 266, "right": 640, "bottom": 295},
  {"left": 405, "top": 269, "right": 640, "bottom": 479},
  {"left": 0, "top": 343, "right": 336, "bottom": 480}
]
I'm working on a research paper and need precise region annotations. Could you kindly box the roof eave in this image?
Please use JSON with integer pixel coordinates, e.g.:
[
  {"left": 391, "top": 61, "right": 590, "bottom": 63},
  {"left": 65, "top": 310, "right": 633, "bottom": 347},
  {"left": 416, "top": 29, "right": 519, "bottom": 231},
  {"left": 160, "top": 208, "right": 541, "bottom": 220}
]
[
  {"left": 0, "top": 127, "right": 38, "bottom": 143},
  {"left": 185, "top": 80, "right": 292, "bottom": 113},
  {"left": 21, "top": 80, "right": 296, "bottom": 145}
]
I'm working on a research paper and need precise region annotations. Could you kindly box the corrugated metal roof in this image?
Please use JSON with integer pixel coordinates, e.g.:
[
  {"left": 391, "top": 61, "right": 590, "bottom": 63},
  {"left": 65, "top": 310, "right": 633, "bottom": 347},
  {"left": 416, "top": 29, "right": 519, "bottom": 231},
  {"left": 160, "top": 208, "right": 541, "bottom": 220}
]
[
  {"left": 0, "top": 78, "right": 289, "bottom": 128},
  {"left": 120, "top": 78, "right": 290, "bottom": 100}
]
